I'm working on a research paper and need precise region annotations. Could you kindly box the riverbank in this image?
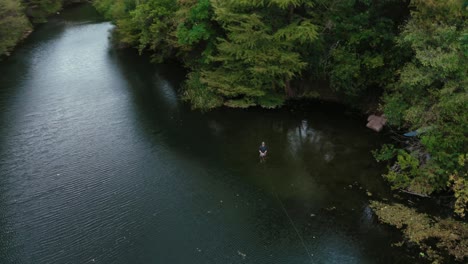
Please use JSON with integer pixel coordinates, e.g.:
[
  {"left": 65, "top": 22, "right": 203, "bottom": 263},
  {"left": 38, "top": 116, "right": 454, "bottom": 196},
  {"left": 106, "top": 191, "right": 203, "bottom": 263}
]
[
  {"left": 0, "top": 0, "right": 89, "bottom": 58},
  {"left": 371, "top": 201, "right": 468, "bottom": 263}
]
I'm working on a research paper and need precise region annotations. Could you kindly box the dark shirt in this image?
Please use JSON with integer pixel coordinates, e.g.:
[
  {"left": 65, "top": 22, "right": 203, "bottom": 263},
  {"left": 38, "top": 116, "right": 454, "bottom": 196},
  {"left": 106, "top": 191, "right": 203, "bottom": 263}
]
[{"left": 259, "top": 145, "right": 268, "bottom": 153}]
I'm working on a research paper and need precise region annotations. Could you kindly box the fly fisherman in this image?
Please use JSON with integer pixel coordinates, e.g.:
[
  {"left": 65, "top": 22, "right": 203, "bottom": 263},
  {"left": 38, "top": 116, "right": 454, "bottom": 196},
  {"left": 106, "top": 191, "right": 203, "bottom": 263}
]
[{"left": 259, "top": 141, "right": 268, "bottom": 162}]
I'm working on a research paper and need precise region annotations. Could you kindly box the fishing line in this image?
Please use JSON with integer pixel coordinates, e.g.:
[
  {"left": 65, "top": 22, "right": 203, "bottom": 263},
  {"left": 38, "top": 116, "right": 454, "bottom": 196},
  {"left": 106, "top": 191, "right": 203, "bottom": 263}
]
[{"left": 263, "top": 163, "right": 314, "bottom": 263}]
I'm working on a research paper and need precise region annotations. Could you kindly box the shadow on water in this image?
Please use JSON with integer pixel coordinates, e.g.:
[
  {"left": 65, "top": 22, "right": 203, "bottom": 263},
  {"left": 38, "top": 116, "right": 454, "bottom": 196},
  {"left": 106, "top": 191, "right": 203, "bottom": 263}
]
[{"left": 110, "top": 50, "right": 239, "bottom": 160}]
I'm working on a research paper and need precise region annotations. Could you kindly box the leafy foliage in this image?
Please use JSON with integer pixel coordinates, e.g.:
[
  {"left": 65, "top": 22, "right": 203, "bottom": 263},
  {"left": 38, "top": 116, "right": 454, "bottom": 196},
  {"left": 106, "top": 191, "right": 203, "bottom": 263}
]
[
  {"left": 371, "top": 201, "right": 468, "bottom": 262},
  {"left": 312, "top": 0, "right": 410, "bottom": 100},
  {"left": 0, "top": 0, "right": 32, "bottom": 57},
  {"left": 95, "top": 0, "right": 318, "bottom": 108},
  {"left": 194, "top": 0, "right": 318, "bottom": 108},
  {"left": 379, "top": 0, "right": 467, "bottom": 208},
  {"left": 373, "top": 144, "right": 397, "bottom": 162},
  {"left": 182, "top": 71, "right": 223, "bottom": 110},
  {"left": 174, "top": 0, "right": 218, "bottom": 67},
  {"left": 176, "top": 0, "right": 213, "bottom": 46},
  {"left": 195, "top": 2, "right": 310, "bottom": 108},
  {"left": 23, "top": 0, "right": 63, "bottom": 23},
  {"left": 93, "top": 0, "right": 135, "bottom": 20},
  {"left": 448, "top": 156, "right": 468, "bottom": 218},
  {"left": 121, "top": 0, "right": 177, "bottom": 62}
]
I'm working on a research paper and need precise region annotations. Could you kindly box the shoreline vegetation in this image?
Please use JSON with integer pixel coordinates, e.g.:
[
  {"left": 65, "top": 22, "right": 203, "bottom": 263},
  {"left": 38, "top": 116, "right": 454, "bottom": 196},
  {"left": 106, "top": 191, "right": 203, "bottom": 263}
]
[
  {"left": 0, "top": 0, "right": 89, "bottom": 57},
  {"left": 370, "top": 201, "right": 467, "bottom": 263}
]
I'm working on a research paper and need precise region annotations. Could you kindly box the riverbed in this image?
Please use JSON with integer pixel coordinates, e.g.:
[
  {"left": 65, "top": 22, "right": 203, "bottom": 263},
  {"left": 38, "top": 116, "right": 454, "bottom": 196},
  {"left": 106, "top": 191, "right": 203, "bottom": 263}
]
[{"left": 0, "top": 4, "right": 417, "bottom": 264}]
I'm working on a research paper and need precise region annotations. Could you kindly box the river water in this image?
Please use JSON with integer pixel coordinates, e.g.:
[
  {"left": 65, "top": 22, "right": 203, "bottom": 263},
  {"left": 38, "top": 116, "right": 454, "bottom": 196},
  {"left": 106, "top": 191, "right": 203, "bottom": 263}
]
[{"left": 0, "top": 5, "right": 416, "bottom": 264}]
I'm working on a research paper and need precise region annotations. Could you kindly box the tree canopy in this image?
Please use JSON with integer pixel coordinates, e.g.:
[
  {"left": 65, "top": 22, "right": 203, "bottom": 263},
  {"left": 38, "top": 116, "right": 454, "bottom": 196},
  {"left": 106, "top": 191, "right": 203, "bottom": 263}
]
[
  {"left": 0, "top": 0, "right": 32, "bottom": 56},
  {"left": 376, "top": 0, "right": 467, "bottom": 216}
]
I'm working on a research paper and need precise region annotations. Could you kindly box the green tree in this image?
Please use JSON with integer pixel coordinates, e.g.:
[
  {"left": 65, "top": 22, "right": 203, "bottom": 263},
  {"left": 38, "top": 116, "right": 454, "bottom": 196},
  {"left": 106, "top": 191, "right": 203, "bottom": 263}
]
[
  {"left": 93, "top": 0, "right": 136, "bottom": 20},
  {"left": 22, "top": 0, "right": 63, "bottom": 23},
  {"left": 185, "top": 0, "right": 318, "bottom": 109},
  {"left": 0, "top": 0, "right": 32, "bottom": 57},
  {"left": 175, "top": 0, "right": 217, "bottom": 66},
  {"left": 311, "top": 0, "right": 410, "bottom": 101},
  {"left": 378, "top": 0, "right": 467, "bottom": 210},
  {"left": 95, "top": 0, "right": 178, "bottom": 62}
]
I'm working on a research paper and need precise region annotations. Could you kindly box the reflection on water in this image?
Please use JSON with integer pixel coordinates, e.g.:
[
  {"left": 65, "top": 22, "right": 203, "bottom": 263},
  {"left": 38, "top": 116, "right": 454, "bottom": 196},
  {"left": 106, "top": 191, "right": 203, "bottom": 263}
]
[
  {"left": 287, "top": 119, "right": 335, "bottom": 163},
  {"left": 0, "top": 4, "right": 417, "bottom": 264}
]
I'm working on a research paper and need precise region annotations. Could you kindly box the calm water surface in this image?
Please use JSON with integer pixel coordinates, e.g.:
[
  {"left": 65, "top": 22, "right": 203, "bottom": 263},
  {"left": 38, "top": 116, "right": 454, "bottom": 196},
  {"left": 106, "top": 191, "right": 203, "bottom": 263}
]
[{"left": 0, "top": 5, "right": 416, "bottom": 264}]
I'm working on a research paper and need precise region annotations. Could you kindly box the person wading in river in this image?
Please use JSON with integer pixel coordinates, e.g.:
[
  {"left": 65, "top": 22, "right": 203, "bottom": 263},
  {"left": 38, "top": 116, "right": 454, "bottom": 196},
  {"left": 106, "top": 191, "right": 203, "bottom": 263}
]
[{"left": 259, "top": 141, "right": 268, "bottom": 162}]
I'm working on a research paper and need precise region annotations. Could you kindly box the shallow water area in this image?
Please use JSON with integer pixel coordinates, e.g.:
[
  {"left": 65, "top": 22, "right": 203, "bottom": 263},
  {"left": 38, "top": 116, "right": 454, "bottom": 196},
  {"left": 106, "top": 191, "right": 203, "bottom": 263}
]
[{"left": 0, "top": 4, "right": 417, "bottom": 264}]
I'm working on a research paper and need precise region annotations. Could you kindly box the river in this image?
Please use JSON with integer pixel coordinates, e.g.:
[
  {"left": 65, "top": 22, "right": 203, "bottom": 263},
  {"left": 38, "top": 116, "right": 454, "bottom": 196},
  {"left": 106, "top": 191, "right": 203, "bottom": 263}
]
[{"left": 0, "top": 4, "right": 417, "bottom": 264}]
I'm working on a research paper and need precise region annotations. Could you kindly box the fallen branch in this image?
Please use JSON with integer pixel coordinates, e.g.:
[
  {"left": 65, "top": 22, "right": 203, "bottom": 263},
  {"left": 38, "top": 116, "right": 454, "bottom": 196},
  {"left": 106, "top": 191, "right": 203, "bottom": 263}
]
[{"left": 399, "top": 189, "right": 430, "bottom": 198}]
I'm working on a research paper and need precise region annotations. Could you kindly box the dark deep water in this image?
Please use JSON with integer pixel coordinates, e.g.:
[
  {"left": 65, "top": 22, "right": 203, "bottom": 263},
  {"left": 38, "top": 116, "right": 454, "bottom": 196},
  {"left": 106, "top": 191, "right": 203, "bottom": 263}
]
[{"left": 0, "top": 5, "right": 418, "bottom": 264}]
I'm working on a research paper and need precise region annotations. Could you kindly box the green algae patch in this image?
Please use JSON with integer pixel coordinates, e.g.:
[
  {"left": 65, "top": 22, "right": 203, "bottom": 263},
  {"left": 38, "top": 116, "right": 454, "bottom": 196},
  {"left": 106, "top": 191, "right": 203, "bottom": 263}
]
[{"left": 370, "top": 201, "right": 468, "bottom": 263}]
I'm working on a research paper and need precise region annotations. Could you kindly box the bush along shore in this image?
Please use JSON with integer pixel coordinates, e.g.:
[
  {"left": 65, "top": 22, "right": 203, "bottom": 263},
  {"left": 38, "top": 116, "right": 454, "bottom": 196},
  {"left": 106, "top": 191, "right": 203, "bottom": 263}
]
[
  {"left": 0, "top": 0, "right": 89, "bottom": 58},
  {"left": 370, "top": 201, "right": 467, "bottom": 263}
]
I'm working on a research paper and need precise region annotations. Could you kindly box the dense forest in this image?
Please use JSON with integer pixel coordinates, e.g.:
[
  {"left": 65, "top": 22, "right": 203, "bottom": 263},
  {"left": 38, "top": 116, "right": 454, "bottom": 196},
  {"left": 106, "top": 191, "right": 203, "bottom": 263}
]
[{"left": 93, "top": 0, "right": 467, "bottom": 218}]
